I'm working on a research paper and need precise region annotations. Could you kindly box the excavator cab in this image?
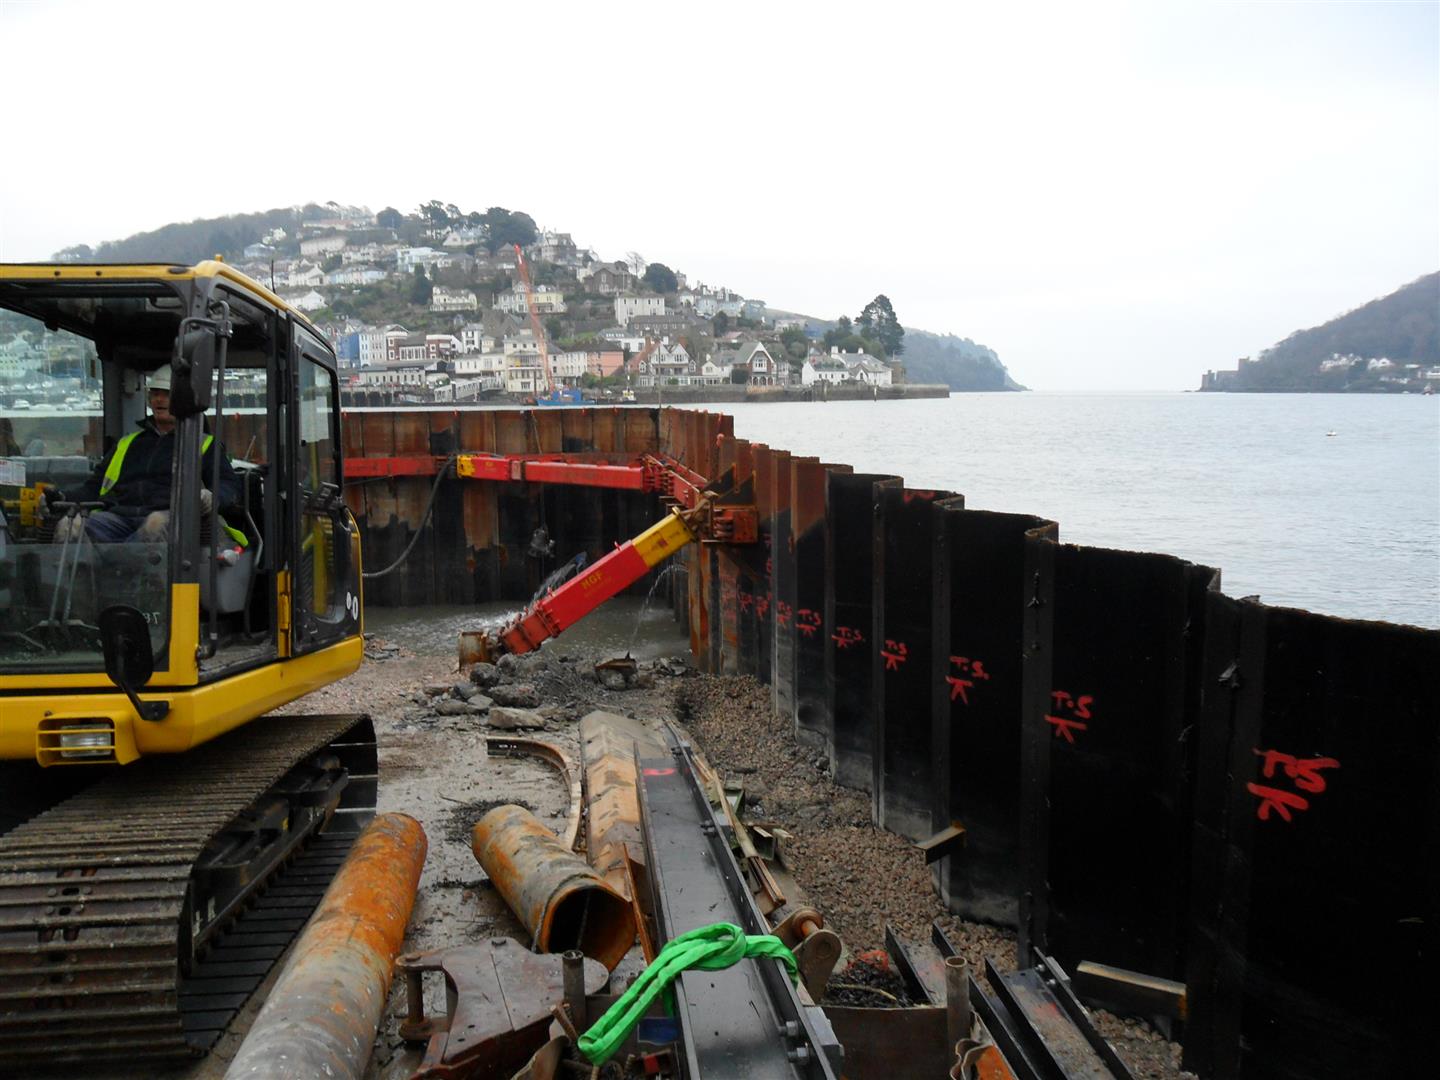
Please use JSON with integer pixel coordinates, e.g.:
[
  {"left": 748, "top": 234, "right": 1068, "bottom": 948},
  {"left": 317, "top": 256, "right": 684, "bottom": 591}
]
[{"left": 0, "top": 262, "right": 364, "bottom": 766}]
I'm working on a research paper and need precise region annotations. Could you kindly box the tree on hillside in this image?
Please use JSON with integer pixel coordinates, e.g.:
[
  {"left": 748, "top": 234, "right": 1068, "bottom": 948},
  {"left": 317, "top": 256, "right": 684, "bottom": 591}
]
[
  {"left": 409, "top": 266, "right": 433, "bottom": 306},
  {"left": 376, "top": 206, "right": 404, "bottom": 230},
  {"left": 53, "top": 244, "right": 94, "bottom": 263},
  {"left": 858, "top": 295, "right": 904, "bottom": 356},
  {"left": 780, "top": 326, "right": 809, "bottom": 359},
  {"left": 418, "top": 200, "right": 451, "bottom": 233},
  {"left": 483, "top": 208, "right": 538, "bottom": 254},
  {"left": 643, "top": 263, "right": 679, "bottom": 294},
  {"left": 712, "top": 311, "right": 730, "bottom": 336}
]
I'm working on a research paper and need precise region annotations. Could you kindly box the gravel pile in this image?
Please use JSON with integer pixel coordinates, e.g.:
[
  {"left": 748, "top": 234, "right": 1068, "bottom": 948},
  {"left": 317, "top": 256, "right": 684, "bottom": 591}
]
[{"left": 675, "top": 674, "right": 979, "bottom": 952}]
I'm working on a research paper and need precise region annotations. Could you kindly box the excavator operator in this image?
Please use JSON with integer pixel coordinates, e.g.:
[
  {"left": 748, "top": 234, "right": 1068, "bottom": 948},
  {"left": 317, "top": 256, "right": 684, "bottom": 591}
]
[{"left": 55, "top": 366, "right": 240, "bottom": 544}]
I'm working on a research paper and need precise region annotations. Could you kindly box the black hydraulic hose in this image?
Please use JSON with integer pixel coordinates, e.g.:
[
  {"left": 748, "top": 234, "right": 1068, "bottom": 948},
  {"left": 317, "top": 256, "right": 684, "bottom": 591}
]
[{"left": 361, "top": 453, "right": 457, "bottom": 580}]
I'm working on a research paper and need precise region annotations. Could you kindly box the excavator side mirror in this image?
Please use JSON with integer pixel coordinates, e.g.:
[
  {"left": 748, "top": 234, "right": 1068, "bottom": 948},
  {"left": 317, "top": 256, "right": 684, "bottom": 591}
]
[
  {"left": 98, "top": 605, "right": 169, "bottom": 722},
  {"left": 170, "top": 330, "right": 215, "bottom": 418}
]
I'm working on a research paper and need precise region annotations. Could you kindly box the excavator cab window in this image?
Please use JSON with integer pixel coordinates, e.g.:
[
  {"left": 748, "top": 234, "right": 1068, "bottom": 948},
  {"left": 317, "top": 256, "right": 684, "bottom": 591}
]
[
  {"left": 290, "top": 323, "right": 359, "bottom": 653},
  {"left": 0, "top": 277, "right": 286, "bottom": 677},
  {"left": 0, "top": 287, "right": 174, "bottom": 673}
]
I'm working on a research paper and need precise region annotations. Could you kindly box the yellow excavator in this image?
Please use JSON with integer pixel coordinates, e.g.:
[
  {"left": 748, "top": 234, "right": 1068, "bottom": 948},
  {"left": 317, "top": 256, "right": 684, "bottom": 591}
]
[{"left": 0, "top": 261, "right": 373, "bottom": 1069}]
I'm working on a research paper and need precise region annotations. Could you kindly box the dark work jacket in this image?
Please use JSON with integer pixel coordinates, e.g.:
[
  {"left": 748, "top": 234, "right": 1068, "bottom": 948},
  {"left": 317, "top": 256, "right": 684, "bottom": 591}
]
[{"left": 80, "top": 419, "right": 241, "bottom": 516}]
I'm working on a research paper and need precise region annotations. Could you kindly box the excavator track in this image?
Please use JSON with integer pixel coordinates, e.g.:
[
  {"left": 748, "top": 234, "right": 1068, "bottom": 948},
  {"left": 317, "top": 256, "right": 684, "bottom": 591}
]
[{"left": 0, "top": 713, "right": 376, "bottom": 1071}]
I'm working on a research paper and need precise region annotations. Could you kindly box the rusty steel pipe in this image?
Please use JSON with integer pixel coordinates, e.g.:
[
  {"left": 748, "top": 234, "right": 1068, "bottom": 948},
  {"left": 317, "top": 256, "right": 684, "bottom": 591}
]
[
  {"left": 945, "top": 954, "right": 972, "bottom": 1054},
  {"left": 225, "top": 814, "right": 428, "bottom": 1080},
  {"left": 472, "top": 804, "right": 635, "bottom": 971}
]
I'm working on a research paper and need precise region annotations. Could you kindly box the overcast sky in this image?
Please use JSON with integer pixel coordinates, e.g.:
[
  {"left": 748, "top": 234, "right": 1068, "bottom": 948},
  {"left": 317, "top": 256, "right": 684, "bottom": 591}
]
[{"left": 1, "top": 0, "right": 1435, "bottom": 390}]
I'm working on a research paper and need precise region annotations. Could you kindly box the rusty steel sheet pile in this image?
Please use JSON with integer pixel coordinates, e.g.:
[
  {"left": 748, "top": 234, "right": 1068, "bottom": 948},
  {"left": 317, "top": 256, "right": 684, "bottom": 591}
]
[{"left": 331, "top": 405, "right": 1437, "bottom": 1079}]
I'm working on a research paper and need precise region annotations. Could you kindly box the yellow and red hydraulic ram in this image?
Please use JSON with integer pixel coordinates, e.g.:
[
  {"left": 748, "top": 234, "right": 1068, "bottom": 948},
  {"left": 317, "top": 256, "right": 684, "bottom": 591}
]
[{"left": 499, "top": 508, "right": 697, "bottom": 654}]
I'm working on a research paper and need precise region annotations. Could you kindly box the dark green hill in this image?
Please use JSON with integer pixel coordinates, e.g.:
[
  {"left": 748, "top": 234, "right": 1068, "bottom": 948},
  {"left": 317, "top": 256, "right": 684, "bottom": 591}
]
[
  {"left": 1202, "top": 273, "right": 1439, "bottom": 392},
  {"left": 900, "top": 329, "right": 1020, "bottom": 391},
  {"left": 52, "top": 206, "right": 328, "bottom": 264}
]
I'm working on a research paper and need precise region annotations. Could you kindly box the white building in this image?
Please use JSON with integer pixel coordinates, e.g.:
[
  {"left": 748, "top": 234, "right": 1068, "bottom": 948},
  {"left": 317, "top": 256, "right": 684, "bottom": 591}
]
[
  {"left": 284, "top": 290, "right": 328, "bottom": 313},
  {"left": 801, "top": 356, "right": 850, "bottom": 385},
  {"left": 300, "top": 234, "right": 346, "bottom": 257},
  {"left": 615, "top": 295, "right": 666, "bottom": 325},
  {"left": 495, "top": 284, "right": 566, "bottom": 315},
  {"left": 459, "top": 323, "right": 495, "bottom": 355},
  {"left": 285, "top": 262, "right": 325, "bottom": 289},
  {"left": 599, "top": 327, "right": 647, "bottom": 354},
  {"left": 431, "top": 287, "right": 479, "bottom": 313},
  {"left": 453, "top": 353, "right": 507, "bottom": 377},
  {"left": 549, "top": 351, "right": 588, "bottom": 385},
  {"left": 354, "top": 361, "right": 430, "bottom": 387},
  {"left": 503, "top": 357, "right": 546, "bottom": 394},
  {"left": 504, "top": 328, "right": 541, "bottom": 358},
  {"left": 324, "top": 265, "right": 387, "bottom": 286},
  {"left": 396, "top": 247, "right": 441, "bottom": 273},
  {"left": 358, "top": 326, "right": 398, "bottom": 367}
]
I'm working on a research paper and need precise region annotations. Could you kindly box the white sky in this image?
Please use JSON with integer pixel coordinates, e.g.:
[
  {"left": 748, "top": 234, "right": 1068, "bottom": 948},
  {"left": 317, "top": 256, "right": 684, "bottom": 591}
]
[{"left": 1, "top": 0, "right": 1435, "bottom": 390}]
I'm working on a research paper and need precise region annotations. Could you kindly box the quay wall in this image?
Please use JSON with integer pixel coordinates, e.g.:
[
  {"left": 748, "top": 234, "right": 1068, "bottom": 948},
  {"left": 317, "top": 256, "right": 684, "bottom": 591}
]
[
  {"left": 336, "top": 384, "right": 951, "bottom": 409},
  {"left": 337, "top": 405, "right": 1437, "bottom": 1080}
]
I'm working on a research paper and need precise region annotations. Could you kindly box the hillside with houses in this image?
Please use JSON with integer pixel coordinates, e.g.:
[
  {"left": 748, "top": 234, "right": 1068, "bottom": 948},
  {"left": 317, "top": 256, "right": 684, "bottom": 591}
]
[
  {"left": 1200, "top": 272, "right": 1440, "bottom": 393},
  {"left": 40, "top": 201, "right": 1014, "bottom": 403}
]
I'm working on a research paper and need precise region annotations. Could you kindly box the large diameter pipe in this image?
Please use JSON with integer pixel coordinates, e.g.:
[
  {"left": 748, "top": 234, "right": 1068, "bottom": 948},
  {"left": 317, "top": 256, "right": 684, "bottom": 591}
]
[
  {"left": 472, "top": 803, "right": 635, "bottom": 971},
  {"left": 226, "top": 814, "right": 428, "bottom": 1080}
]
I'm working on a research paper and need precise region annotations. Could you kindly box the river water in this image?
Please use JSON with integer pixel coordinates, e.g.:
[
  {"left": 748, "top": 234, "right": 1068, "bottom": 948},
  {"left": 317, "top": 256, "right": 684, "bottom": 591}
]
[{"left": 705, "top": 393, "right": 1440, "bottom": 630}]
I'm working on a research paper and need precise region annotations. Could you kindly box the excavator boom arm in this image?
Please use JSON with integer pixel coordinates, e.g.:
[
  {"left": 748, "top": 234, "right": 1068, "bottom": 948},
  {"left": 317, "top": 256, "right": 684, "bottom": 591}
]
[{"left": 499, "top": 509, "right": 697, "bottom": 654}]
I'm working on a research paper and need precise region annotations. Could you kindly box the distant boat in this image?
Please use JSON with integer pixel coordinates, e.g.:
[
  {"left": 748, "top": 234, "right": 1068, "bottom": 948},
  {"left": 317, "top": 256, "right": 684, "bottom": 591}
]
[
  {"left": 534, "top": 388, "right": 589, "bottom": 408},
  {"left": 1325, "top": 430, "right": 1338, "bottom": 437}
]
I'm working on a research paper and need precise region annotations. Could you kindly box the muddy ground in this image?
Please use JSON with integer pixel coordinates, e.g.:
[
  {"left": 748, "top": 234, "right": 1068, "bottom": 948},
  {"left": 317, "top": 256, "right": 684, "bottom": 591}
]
[{"left": 179, "top": 599, "right": 1190, "bottom": 1080}]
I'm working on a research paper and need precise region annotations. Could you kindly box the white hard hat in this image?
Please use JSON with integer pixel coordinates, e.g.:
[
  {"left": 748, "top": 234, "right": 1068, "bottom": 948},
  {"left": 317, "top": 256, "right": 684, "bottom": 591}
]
[{"left": 148, "top": 366, "right": 172, "bottom": 392}]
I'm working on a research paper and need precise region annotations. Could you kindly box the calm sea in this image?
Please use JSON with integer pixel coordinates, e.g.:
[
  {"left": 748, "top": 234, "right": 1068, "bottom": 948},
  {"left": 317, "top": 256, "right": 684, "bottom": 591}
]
[{"left": 705, "top": 393, "right": 1440, "bottom": 630}]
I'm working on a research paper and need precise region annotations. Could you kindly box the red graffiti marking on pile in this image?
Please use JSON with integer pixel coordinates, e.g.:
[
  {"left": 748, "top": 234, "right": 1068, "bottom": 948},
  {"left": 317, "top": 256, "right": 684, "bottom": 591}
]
[
  {"left": 796, "top": 608, "right": 822, "bottom": 638},
  {"left": 832, "top": 626, "right": 864, "bottom": 650},
  {"left": 1045, "top": 690, "right": 1093, "bottom": 744},
  {"left": 1246, "top": 748, "right": 1340, "bottom": 823},
  {"left": 775, "top": 601, "right": 792, "bottom": 629},
  {"left": 946, "top": 655, "right": 991, "bottom": 705},
  {"left": 882, "top": 640, "right": 909, "bottom": 671}
]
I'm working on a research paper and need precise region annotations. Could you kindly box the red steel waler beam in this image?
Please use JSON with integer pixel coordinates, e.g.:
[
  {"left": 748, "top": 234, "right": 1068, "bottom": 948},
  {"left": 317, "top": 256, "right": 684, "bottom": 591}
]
[{"left": 344, "top": 453, "right": 704, "bottom": 492}]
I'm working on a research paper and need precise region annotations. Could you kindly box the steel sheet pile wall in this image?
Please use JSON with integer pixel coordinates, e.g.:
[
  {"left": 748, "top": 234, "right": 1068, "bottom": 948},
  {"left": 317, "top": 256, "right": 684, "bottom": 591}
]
[
  {"left": 652, "top": 407, "right": 1437, "bottom": 1080},
  {"left": 340, "top": 407, "right": 663, "bottom": 606},
  {"left": 932, "top": 507, "right": 1056, "bottom": 925},
  {"left": 1185, "top": 596, "right": 1436, "bottom": 1080},
  {"left": 1019, "top": 546, "right": 1218, "bottom": 983}
]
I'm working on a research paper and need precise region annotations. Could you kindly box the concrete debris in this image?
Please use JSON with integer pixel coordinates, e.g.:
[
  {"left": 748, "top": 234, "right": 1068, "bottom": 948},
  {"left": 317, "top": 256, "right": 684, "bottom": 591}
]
[
  {"left": 469, "top": 662, "right": 501, "bottom": 688},
  {"left": 487, "top": 707, "right": 547, "bottom": 731},
  {"left": 363, "top": 637, "right": 403, "bottom": 662},
  {"left": 489, "top": 683, "right": 542, "bottom": 708},
  {"left": 596, "top": 667, "right": 630, "bottom": 691},
  {"left": 433, "top": 699, "right": 472, "bottom": 717},
  {"left": 423, "top": 683, "right": 452, "bottom": 697}
]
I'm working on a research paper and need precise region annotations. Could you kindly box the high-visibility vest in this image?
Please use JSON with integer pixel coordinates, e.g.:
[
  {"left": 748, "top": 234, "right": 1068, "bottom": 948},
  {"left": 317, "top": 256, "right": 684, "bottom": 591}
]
[{"left": 99, "top": 432, "right": 248, "bottom": 548}]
